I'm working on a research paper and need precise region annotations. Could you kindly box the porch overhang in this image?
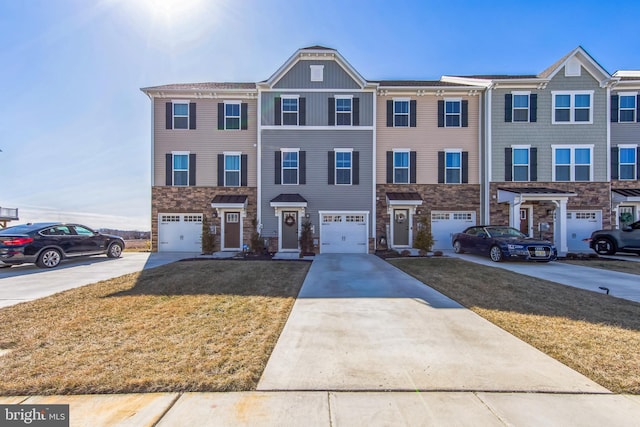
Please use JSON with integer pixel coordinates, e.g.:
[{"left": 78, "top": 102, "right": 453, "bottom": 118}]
[
  {"left": 612, "top": 188, "right": 640, "bottom": 203},
  {"left": 270, "top": 194, "right": 308, "bottom": 216},
  {"left": 386, "top": 192, "right": 424, "bottom": 206},
  {"left": 211, "top": 195, "right": 248, "bottom": 210}
]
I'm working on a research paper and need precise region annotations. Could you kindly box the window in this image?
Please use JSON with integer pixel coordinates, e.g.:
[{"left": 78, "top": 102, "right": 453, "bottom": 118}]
[
  {"left": 513, "top": 147, "right": 529, "bottom": 181},
  {"left": 282, "top": 150, "right": 299, "bottom": 185},
  {"left": 445, "top": 151, "right": 461, "bottom": 183},
  {"left": 619, "top": 94, "right": 637, "bottom": 122},
  {"left": 512, "top": 94, "right": 529, "bottom": 122},
  {"left": 224, "top": 154, "right": 240, "bottom": 187},
  {"left": 73, "top": 225, "right": 95, "bottom": 236},
  {"left": 553, "top": 146, "right": 593, "bottom": 181},
  {"left": 619, "top": 147, "right": 637, "bottom": 180},
  {"left": 282, "top": 96, "right": 299, "bottom": 125},
  {"left": 445, "top": 100, "right": 461, "bottom": 127},
  {"left": 552, "top": 91, "right": 593, "bottom": 124},
  {"left": 173, "top": 154, "right": 189, "bottom": 186},
  {"left": 335, "top": 96, "right": 352, "bottom": 126},
  {"left": 393, "top": 151, "right": 409, "bottom": 184},
  {"left": 225, "top": 102, "right": 241, "bottom": 130},
  {"left": 394, "top": 100, "right": 409, "bottom": 127},
  {"left": 310, "top": 65, "right": 324, "bottom": 82},
  {"left": 335, "top": 151, "right": 352, "bottom": 185},
  {"left": 173, "top": 102, "right": 189, "bottom": 129}
]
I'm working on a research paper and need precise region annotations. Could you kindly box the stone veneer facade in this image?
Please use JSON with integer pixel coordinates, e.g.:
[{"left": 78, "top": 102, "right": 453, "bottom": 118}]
[{"left": 151, "top": 187, "right": 257, "bottom": 252}]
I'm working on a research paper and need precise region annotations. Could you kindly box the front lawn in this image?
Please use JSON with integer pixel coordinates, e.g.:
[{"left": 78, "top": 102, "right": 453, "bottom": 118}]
[
  {"left": 0, "top": 260, "right": 309, "bottom": 395},
  {"left": 391, "top": 257, "right": 640, "bottom": 394},
  {"left": 561, "top": 258, "right": 640, "bottom": 275}
]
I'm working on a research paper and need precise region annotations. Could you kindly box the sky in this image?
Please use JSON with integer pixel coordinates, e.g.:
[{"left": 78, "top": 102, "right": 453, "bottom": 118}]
[{"left": 1, "top": 0, "right": 639, "bottom": 231}]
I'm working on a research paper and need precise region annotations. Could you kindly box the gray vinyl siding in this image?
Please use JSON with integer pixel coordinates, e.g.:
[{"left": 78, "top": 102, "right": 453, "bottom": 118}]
[
  {"left": 261, "top": 129, "right": 373, "bottom": 239},
  {"left": 491, "top": 66, "right": 608, "bottom": 182},
  {"left": 261, "top": 91, "right": 373, "bottom": 126},
  {"left": 274, "top": 60, "right": 361, "bottom": 90},
  {"left": 611, "top": 119, "right": 640, "bottom": 145}
]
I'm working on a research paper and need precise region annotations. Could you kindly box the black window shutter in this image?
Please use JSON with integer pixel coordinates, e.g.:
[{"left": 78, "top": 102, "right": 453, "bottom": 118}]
[
  {"left": 166, "top": 102, "right": 172, "bottom": 129},
  {"left": 241, "top": 154, "right": 248, "bottom": 186},
  {"left": 165, "top": 153, "right": 172, "bottom": 185},
  {"left": 410, "top": 151, "right": 417, "bottom": 183},
  {"left": 462, "top": 151, "right": 469, "bottom": 183},
  {"left": 386, "top": 100, "right": 393, "bottom": 127},
  {"left": 274, "top": 97, "right": 281, "bottom": 125},
  {"left": 530, "top": 94, "right": 537, "bottom": 122},
  {"left": 611, "top": 147, "right": 619, "bottom": 180},
  {"left": 437, "top": 151, "right": 445, "bottom": 183},
  {"left": 328, "top": 97, "right": 335, "bottom": 125},
  {"left": 461, "top": 100, "right": 468, "bottom": 127},
  {"left": 299, "top": 151, "right": 306, "bottom": 185},
  {"left": 217, "top": 154, "right": 224, "bottom": 186},
  {"left": 505, "top": 148, "right": 513, "bottom": 181},
  {"left": 410, "top": 100, "right": 417, "bottom": 127},
  {"left": 437, "top": 100, "right": 444, "bottom": 127},
  {"left": 189, "top": 154, "right": 196, "bottom": 186},
  {"left": 637, "top": 95, "right": 640, "bottom": 122},
  {"left": 241, "top": 103, "right": 248, "bottom": 130},
  {"left": 504, "top": 94, "right": 512, "bottom": 122},
  {"left": 611, "top": 95, "right": 619, "bottom": 122},
  {"left": 637, "top": 147, "right": 640, "bottom": 177},
  {"left": 530, "top": 148, "right": 538, "bottom": 181},
  {"left": 274, "top": 151, "right": 281, "bottom": 184},
  {"left": 299, "top": 98, "right": 306, "bottom": 126},
  {"left": 217, "top": 103, "right": 224, "bottom": 130},
  {"left": 352, "top": 151, "right": 359, "bottom": 185},
  {"left": 328, "top": 151, "right": 335, "bottom": 185},
  {"left": 353, "top": 98, "right": 360, "bottom": 126},
  {"left": 189, "top": 103, "right": 196, "bottom": 129},
  {"left": 386, "top": 151, "right": 393, "bottom": 183}
]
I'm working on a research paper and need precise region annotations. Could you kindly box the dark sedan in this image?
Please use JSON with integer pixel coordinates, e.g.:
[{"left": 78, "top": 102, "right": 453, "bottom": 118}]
[
  {"left": 0, "top": 223, "right": 125, "bottom": 268},
  {"left": 452, "top": 225, "right": 557, "bottom": 262}
]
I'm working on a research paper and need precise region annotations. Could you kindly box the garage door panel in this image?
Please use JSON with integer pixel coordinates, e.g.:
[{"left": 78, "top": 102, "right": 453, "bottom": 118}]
[
  {"left": 320, "top": 213, "right": 368, "bottom": 254},
  {"left": 158, "top": 213, "right": 202, "bottom": 252},
  {"left": 431, "top": 211, "right": 476, "bottom": 250},
  {"left": 567, "top": 210, "right": 601, "bottom": 252}
]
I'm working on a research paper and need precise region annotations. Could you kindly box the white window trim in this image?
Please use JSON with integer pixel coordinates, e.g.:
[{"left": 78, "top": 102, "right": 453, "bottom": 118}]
[
  {"left": 171, "top": 151, "right": 190, "bottom": 186},
  {"left": 335, "top": 95, "right": 353, "bottom": 126},
  {"left": 224, "top": 100, "right": 242, "bottom": 131},
  {"left": 511, "top": 91, "right": 531, "bottom": 123},
  {"left": 444, "top": 98, "right": 462, "bottom": 128},
  {"left": 551, "top": 145, "right": 594, "bottom": 181},
  {"left": 618, "top": 144, "right": 638, "bottom": 180},
  {"left": 223, "top": 151, "right": 242, "bottom": 187},
  {"left": 281, "top": 95, "right": 300, "bottom": 126},
  {"left": 393, "top": 149, "right": 410, "bottom": 184},
  {"left": 171, "top": 100, "right": 190, "bottom": 130},
  {"left": 393, "top": 98, "right": 410, "bottom": 128},
  {"left": 551, "top": 91, "right": 594, "bottom": 124},
  {"left": 334, "top": 148, "right": 353, "bottom": 186},
  {"left": 444, "top": 149, "right": 462, "bottom": 184},
  {"left": 618, "top": 92, "right": 638, "bottom": 123},
  {"left": 511, "top": 145, "right": 531, "bottom": 182},
  {"left": 310, "top": 65, "right": 324, "bottom": 82},
  {"left": 281, "top": 148, "right": 300, "bottom": 186}
]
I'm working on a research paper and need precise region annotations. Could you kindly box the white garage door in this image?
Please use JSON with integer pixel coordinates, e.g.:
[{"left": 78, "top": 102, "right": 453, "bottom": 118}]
[
  {"left": 320, "top": 212, "right": 368, "bottom": 254},
  {"left": 431, "top": 211, "right": 476, "bottom": 250},
  {"left": 158, "top": 213, "right": 203, "bottom": 252},
  {"left": 567, "top": 210, "right": 602, "bottom": 252}
]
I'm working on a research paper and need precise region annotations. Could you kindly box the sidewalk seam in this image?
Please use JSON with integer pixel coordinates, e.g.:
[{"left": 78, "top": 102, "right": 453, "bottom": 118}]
[{"left": 151, "top": 392, "right": 182, "bottom": 427}]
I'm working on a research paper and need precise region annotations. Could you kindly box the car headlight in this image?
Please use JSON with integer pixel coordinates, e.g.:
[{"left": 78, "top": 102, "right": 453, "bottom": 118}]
[{"left": 507, "top": 244, "right": 525, "bottom": 250}]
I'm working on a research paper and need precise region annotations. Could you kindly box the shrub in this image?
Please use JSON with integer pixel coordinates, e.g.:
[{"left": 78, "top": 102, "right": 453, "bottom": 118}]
[
  {"left": 413, "top": 216, "right": 434, "bottom": 252},
  {"left": 201, "top": 216, "right": 215, "bottom": 254},
  {"left": 250, "top": 217, "right": 263, "bottom": 254},
  {"left": 299, "top": 219, "right": 314, "bottom": 254}
]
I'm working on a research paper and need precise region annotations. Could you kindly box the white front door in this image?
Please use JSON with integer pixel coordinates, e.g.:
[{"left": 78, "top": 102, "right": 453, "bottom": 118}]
[
  {"left": 320, "top": 212, "right": 368, "bottom": 253},
  {"left": 566, "top": 210, "right": 602, "bottom": 252}
]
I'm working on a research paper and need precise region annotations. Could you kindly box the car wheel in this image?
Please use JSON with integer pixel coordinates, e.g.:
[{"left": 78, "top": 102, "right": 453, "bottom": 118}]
[
  {"left": 37, "top": 249, "right": 62, "bottom": 268},
  {"left": 107, "top": 242, "right": 123, "bottom": 258},
  {"left": 489, "top": 245, "right": 503, "bottom": 262},
  {"left": 593, "top": 238, "right": 615, "bottom": 255},
  {"left": 453, "top": 240, "right": 464, "bottom": 254}
]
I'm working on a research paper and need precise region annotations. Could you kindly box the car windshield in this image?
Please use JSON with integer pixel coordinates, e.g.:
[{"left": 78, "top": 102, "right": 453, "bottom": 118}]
[{"left": 485, "top": 227, "right": 526, "bottom": 238}]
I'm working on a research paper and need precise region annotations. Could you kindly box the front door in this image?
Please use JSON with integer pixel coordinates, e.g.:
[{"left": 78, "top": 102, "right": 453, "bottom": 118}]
[
  {"left": 281, "top": 211, "right": 298, "bottom": 250},
  {"left": 519, "top": 208, "right": 529, "bottom": 236},
  {"left": 393, "top": 209, "right": 410, "bottom": 246},
  {"left": 224, "top": 212, "right": 240, "bottom": 249},
  {"left": 619, "top": 206, "right": 635, "bottom": 228}
]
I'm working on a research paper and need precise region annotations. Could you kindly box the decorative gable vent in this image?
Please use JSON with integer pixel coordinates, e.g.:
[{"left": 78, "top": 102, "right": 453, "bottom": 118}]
[
  {"left": 565, "top": 57, "right": 582, "bottom": 77},
  {"left": 310, "top": 65, "right": 324, "bottom": 82}
]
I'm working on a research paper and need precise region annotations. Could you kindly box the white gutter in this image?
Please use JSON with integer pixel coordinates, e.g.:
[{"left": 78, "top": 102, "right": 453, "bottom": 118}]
[
  {"left": 372, "top": 87, "right": 377, "bottom": 250},
  {"left": 484, "top": 86, "right": 492, "bottom": 224},
  {"left": 257, "top": 89, "right": 262, "bottom": 235}
]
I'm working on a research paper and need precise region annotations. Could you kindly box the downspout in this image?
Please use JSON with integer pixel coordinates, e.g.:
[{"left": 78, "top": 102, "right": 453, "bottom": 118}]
[
  {"left": 605, "top": 84, "right": 612, "bottom": 228},
  {"left": 146, "top": 92, "right": 155, "bottom": 251},
  {"left": 257, "top": 88, "right": 262, "bottom": 237},
  {"left": 484, "top": 86, "right": 493, "bottom": 224},
  {"left": 372, "top": 87, "right": 377, "bottom": 251}
]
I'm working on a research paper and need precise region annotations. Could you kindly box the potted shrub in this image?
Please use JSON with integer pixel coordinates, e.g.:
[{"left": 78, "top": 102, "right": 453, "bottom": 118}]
[{"left": 299, "top": 219, "right": 314, "bottom": 256}]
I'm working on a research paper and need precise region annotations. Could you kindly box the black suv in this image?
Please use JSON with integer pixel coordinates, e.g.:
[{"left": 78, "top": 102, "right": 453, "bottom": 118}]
[
  {"left": 0, "top": 223, "right": 125, "bottom": 268},
  {"left": 588, "top": 221, "right": 640, "bottom": 256}
]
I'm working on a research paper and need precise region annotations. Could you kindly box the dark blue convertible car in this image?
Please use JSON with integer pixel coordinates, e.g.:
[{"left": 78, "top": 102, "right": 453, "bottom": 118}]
[{"left": 452, "top": 225, "right": 557, "bottom": 262}]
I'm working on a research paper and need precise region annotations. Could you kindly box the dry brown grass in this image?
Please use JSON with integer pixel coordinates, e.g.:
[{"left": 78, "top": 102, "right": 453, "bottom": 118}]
[
  {"left": 123, "top": 239, "right": 151, "bottom": 252},
  {"left": 390, "top": 257, "right": 640, "bottom": 394},
  {"left": 561, "top": 258, "right": 640, "bottom": 275},
  {"left": 0, "top": 260, "right": 309, "bottom": 395}
]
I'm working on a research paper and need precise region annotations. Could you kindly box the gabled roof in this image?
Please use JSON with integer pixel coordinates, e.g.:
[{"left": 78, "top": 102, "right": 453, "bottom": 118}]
[{"left": 537, "top": 46, "right": 612, "bottom": 84}]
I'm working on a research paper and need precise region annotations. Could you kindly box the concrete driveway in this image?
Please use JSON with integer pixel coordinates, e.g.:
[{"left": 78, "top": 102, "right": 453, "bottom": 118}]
[
  {"left": 0, "top": 252, "right": 195, "bottom": 309},
  {"left": 258, "top": 253, "right": 607, "bottom": 393}
]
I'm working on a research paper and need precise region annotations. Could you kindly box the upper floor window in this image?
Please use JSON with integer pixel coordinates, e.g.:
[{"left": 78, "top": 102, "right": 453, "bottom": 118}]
[
  {"left": 394, "top": 100, "right": 409, "bottom": 127},
  {"left": 445, "top": 100, "right": 461, "bottom": 127},
  {"left": 224, "top": 154, "right": 241, "bottom": 187},
  {"left": 225, "top": 102, "right": 241, "bottom": 130},
  {"left": 552, "top": 91, "right": 593, "bottom": 124},
  {"left": 553, "top": 146, "right": 593, "bottom": 181},
  {"left": 282, "top": 96, "right": 299, "bottom": 126},
  {"left": 619, "top": 94, "right": 637, "bottom": 122},
  {"left": 512, "top": 94, "right": 529, "bottom": 122},
  {"left": 394, "top": 151, "right": 409, "bottom": 184},
  {"left": 282, "top": 150, "right": 299, "bottom": 185},
  {"left": 445, "top": 151, "right": 461, "bottom": 183},
  {"left": 335, "top": 150, "right": 352, "bottom": 185},
  {"left": 619, "top": 146, "right": 637, "bottom": 180},
  {"left": 335, "top": 96, "right": 352, "bottom": 126},
  {"left": 173, "top": 102, "right": 189, "bottom": 129},
  {"left": 513, "top": 147, "right": 530, "bottom": 181},
  {"left": 172, "top": 153, "right": 189, "bottom": 186}
]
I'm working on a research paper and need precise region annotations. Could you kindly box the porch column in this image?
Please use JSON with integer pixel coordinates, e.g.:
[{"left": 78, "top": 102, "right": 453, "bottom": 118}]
[
  {"left": 554, "top": 199, "right": 568, "bottom": 255},
  {"left": 509, "top": 200, "right": 521, "bottom": 230}
]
